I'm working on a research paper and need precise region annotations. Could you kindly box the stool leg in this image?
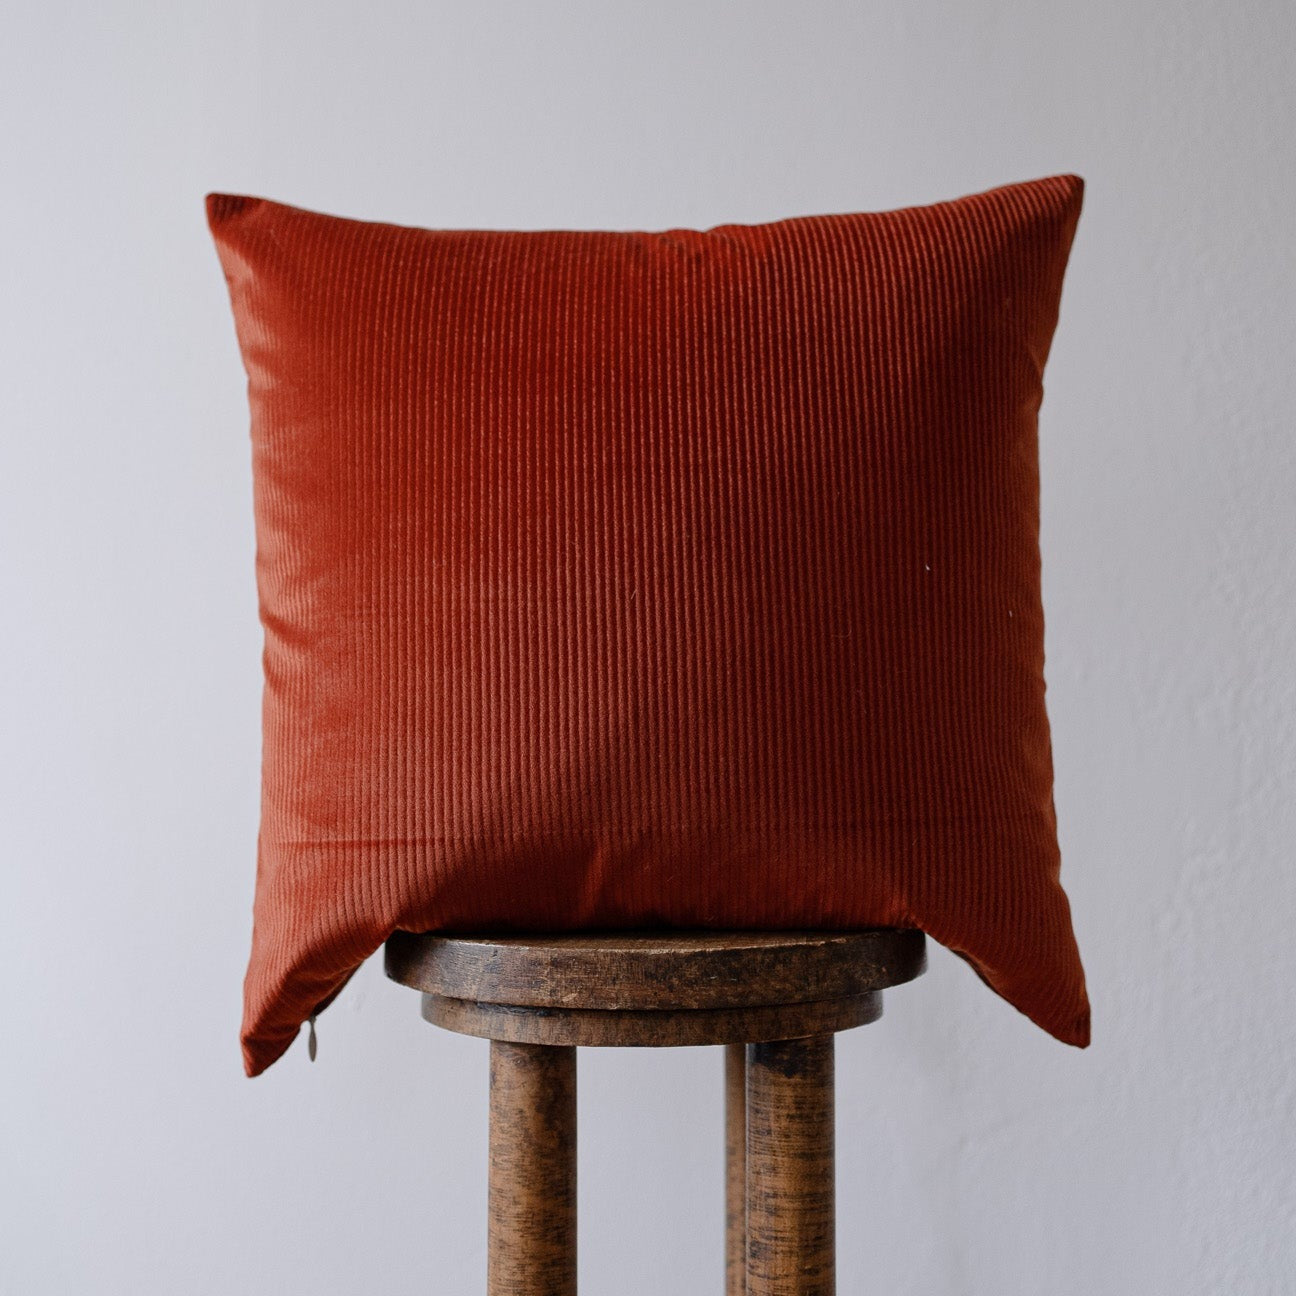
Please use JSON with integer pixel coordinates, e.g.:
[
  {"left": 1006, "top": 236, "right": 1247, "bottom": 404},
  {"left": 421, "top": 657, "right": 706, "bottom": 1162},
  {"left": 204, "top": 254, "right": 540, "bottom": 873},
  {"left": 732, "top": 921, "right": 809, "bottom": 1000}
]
[
  {"left": 745, "top": 1036, "right": 835, "bottom": 1296},
  {"left": 488, "top": 1041, "right": 577, "bottom": 1296},
  {"left": 725, "top": 1043, "right": 747, "bottom": 1296}
]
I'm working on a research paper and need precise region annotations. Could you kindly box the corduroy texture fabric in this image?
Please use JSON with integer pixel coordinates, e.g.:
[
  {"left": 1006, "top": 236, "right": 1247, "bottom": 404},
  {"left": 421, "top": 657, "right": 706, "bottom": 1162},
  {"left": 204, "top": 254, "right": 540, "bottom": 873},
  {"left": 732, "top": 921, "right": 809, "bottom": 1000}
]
[{"left": 207, "top": 174, "right": 1090, "bottom": 1076}]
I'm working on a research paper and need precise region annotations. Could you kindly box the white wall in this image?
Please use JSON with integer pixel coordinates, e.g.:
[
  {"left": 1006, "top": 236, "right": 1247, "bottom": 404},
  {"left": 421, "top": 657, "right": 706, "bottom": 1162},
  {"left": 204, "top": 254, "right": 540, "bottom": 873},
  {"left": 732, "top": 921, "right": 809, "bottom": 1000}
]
[{"left": 3, "top": 3, "right": 1293, "bottom": 1292}]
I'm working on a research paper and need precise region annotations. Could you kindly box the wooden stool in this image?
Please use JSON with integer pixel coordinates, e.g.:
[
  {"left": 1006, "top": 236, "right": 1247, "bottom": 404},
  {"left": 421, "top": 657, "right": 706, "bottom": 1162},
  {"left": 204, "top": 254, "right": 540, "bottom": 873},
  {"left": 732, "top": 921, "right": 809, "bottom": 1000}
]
[{"left": 385, "top": 928, "right": 925, "bottom": 1296}]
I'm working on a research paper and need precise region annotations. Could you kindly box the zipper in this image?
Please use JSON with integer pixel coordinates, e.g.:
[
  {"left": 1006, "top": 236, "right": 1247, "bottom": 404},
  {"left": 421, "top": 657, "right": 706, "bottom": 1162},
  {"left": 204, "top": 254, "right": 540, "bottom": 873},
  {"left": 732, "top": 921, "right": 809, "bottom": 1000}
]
[{"left": 307, "top": 1012, "right": 318, "bottom": 1062}]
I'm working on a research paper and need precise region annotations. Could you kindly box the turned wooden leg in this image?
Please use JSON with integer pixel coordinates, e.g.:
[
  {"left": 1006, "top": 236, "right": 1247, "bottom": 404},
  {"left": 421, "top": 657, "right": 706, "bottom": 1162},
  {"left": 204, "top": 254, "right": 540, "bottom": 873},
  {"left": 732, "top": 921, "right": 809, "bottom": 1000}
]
[
  {"left": 745, "top": 1036, "right": 835, "bottom": 1296},
  {"left": 488, "top": 1041, "right": 577, "bottom": 1296},
  {"left": 725, "top": 1042, "right": 747, "bottom": 1296}
]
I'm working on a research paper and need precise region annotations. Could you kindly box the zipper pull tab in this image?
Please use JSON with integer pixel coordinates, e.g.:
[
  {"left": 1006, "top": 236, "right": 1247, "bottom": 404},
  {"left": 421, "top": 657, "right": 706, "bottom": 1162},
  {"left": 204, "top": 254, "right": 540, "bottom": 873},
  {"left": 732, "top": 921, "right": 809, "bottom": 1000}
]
[{"left": 307, "top": 1013, "right": 318, "bottom": 1062}]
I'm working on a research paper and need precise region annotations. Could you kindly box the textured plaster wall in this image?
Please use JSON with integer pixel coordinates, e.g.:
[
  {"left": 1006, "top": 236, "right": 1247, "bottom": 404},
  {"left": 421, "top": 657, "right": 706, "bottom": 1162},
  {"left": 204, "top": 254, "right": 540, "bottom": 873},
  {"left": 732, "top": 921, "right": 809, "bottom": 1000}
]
[{"left": 2, "top": 3, "right": 1292, "bottom": 1292}]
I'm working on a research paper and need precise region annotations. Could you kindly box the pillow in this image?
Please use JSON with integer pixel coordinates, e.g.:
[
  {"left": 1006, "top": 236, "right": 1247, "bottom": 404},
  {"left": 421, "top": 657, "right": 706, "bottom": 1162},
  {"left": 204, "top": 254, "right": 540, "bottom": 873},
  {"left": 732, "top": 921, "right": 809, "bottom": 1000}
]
[{"left": 207, "top": 174, "right": 1090, "bottom": 1076}]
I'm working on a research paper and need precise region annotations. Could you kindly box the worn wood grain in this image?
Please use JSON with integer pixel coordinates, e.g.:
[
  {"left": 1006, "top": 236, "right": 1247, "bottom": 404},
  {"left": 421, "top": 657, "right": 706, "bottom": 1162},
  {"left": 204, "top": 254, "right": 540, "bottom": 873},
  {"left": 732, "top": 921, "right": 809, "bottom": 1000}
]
[
  {"left": 385, "top": 929, "right": 925, "bottom": 1294},
  {"left": 386, "top": 929, "right": 926, "bottom": 1009},
  {"left": 421, "top": 991, "right": 881, "bottom": 1047},
  {"left": 746, "top": 1036, "right": 836, "bottom": 1296},
  {"left": 488, "top": 1041, "right": 576, "bottom": 1296}
]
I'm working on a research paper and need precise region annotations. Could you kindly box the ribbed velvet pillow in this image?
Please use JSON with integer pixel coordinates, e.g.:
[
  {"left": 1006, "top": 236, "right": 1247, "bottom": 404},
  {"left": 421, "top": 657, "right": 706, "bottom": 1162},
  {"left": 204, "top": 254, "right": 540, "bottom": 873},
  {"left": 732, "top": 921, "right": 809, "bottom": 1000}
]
[{"left": 207, "top": 174, "right": 1089, "bottom": 1076}]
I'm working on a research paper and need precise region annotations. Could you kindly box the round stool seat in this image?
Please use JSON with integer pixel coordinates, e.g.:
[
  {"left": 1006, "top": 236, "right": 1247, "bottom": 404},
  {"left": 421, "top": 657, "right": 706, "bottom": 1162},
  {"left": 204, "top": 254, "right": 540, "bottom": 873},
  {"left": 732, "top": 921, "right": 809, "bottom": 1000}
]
[{"left": 384, "top": 928, "right": 925, "bottom": 1047}]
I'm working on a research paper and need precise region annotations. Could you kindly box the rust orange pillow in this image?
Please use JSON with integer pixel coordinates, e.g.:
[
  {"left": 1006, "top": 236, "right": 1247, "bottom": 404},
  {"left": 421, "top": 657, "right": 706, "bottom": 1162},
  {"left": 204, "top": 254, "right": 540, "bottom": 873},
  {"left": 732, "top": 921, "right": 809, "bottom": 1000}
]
[{"left": 207, "top": 174, "right": 1090, "bottom": 1076}]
